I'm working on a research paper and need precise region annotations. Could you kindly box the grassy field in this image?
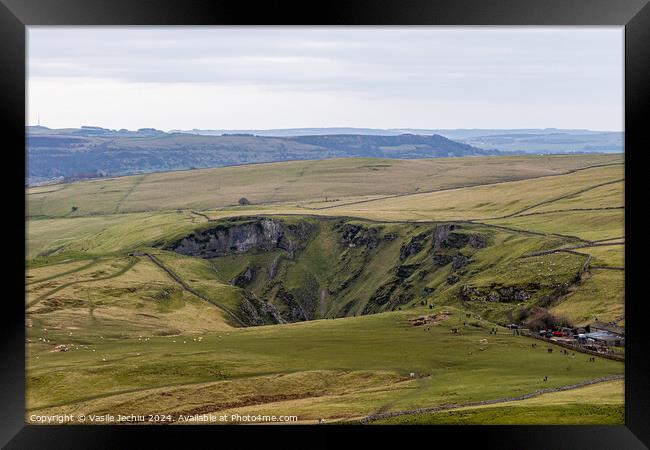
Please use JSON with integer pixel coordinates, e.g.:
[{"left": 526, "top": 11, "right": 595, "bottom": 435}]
[
  {"left": 25, "top": 154, "right": 625, "bottom": 424},
  {"left": 484, "top": 209, "right": 624, "bottom": 242},
  {"left": 550, "top": 269, "right": 624, "bottom": 326},
  {"left": 26, "top": 210, "right": 201, "bottom": 260},
  {"left": 26, "top": 305, "right": 622, "bottom": 423},
  {"left": 318, "top": 164, "right": 623, "bottom": 222},
  {"left": 27, "top": 154, "right": 621, "bottom": 218},
  {"left": 371, "top": 380, "right": 623, "bottom": 425},
  {"left": 585, "top": 244, "right": 624, "bottom": 268},
  {"left": 27, "top": 257, "right": 233, "bottom": 337}
]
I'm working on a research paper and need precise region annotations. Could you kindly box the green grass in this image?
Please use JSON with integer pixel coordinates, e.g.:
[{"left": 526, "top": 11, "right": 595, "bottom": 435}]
[
  {"left": 371, "top": 379, "right": 624, "bottom": 424},
  {"left": 583, "top": 244, "right": 624, "bottom": 268},
  {"left": 318, "top": 164, "right": 623, "bottom": 222},
  {"left": 26, "top": 155, "right": 622, "bottom": 218},
  {"left": 372, "top": 404, "right": 623, "bottom": 425},
  {"left": 24, "top": 154, "right": 626, "bottom": 424},
  {"left": 26, "top": 210, "right": 200, "bottom": 259},
  {"left": 26, "top": 257, "right": 233, "bottom": 339},
  {"left": 524, "top": 180, "right": 624, "bottom": 214},
  {"left": 152, "top": 250, "right": 245, "bottom": 322},
  {"left": 26, "top": 306, "right": 622, "bottom": 421},
  {"left": 551, "top": 269, "right": 624, "bottom": 325},
  {"left": 484, "top": 209, "right": 624, "bottom": 242}
]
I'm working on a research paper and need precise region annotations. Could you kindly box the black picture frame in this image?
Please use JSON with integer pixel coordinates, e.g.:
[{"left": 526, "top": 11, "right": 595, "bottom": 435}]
[{"left": 2, "top": 1, "right": 648, "bottom": 448}]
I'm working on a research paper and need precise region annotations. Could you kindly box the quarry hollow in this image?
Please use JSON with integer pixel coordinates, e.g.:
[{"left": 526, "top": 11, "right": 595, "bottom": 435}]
[{"left": 159, "top": 215, "right": 586, "bottom": 328}]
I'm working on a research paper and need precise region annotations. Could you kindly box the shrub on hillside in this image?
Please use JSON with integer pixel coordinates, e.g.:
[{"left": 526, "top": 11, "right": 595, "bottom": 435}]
[{"left": 525, "top": 307, "right": 571, "bottom": 330}]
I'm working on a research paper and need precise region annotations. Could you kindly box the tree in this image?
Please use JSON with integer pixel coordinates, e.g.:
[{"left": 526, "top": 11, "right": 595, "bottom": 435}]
[
  {"left": 238, "top": 197, "right": 250, "bottom": 206},
  {"left": 524, "top": 307, "right": 570, "bottom": 330}
]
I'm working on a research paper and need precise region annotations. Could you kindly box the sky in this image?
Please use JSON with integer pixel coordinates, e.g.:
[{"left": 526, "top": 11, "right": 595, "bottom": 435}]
[{"left": 27, "top": 27, "right": 624, "bottom": 131}]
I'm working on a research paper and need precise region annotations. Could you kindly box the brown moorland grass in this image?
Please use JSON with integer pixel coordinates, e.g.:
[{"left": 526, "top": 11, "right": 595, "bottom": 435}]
[{"left": 26, "top": 155, "right": 622, "bottom": 218}]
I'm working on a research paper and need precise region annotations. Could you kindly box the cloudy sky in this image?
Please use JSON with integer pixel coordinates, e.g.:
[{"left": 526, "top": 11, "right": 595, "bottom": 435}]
[{"left": 27, "top": 27, "right": 623, "bottom": 131}]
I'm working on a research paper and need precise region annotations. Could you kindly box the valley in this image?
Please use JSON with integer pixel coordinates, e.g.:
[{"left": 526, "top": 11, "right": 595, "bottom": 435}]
[{"left": 25, "top": 153, "right": 625, "bottom": 424}]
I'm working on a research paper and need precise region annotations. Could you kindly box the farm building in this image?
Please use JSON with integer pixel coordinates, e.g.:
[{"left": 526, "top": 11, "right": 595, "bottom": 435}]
[
  {"left": 590, "top": 321, "right": 625, "bottom": 336},
  {"left": 581, "top": 331, "right": 625, "bottom": 347}
]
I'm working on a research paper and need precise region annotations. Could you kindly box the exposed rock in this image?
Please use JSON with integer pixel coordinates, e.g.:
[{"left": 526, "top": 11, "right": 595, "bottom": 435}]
[
  {"left": 432, "top": 254, "right": 453, "bottom": 266},
  {"left": 422, "top": 286, "right": 435, "bottom": 296},
  {"left": 337, "top": 223, "right": 380, "bottom": 250},
  {"left": 289, "top": 275, "right": 319, "bottom": 320},
  {"left": 432, "top": 224, "right": 455, "bottom": 252},
  {"left": 399, "top": 232, "right": 428, "bottom": 260},
  {"left": 500, "top": 287, "right": 531, "bottom": 302},
  {"left": 267, "top": 255, "right": 281, "bottom": 281},
  {"left": 459, "top": 284, "right": 533, "bottom": 303},
  {"left": 395, "top": 264, "right": 420, "bottom": 279},
  {"left": 459, "top": 285, "right": 480, "bottom": 301},
  {"left": 167, "top": 218, "right": 312, "bottom": 259},
  {"left": 445, "top": 233, "right": 470, "bottom": 249},
  {"left": 367, "top": 280, "right": 414, "bottom": 312},
  {"left": 468, "top": 234, "right": 487, "bottom": 248},
  {"left": 339, "top": 299, "right": 357, "bottom": 316},
  {"left": 447, "top": 274, "right": 460, "bottom": 285},
  {"left": 239, "top": 294, "right": 284, "bottom": 325},
  {"left": 275, "top": 286, "right": 310, "bottom": 322},
  {"left": 363, "top": 278, "right": 403, "bottom": 314},
  {"left": 231, "top": 266, "right": 254, "bottom": 287},
  {"left": 432, "top": 224, "right": 483, "bottom": 252},
  {"left": 452, "top": 254, "right": 471, "bottom": 271},
  {"left": 536, "top": 283, "right": 570, "bottom": 308},
  {"left": 383, "top": 232, "right": 398, "bottom": 241},
  {"left": 278, "top": 221, "right": 313, "bottom": 259}
]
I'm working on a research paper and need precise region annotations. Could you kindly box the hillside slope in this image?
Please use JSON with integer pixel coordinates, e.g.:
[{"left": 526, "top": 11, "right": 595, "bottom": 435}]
[
  {"left": 25, "top": 154, "right": 625, "bottom": 424},
  {"left": 26, "top": 154, "right": 622, "bottom": 218},
  {"left": 27, "top": 128, "right": 498, "bottom": 183}
]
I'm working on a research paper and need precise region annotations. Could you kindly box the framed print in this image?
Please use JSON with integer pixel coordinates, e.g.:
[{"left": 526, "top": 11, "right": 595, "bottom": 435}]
[{"left": 1, "top": 0, "right": 648, "bottom": 448}]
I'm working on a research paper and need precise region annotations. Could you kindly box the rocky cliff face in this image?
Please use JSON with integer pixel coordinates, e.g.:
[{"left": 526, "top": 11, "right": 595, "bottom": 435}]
[
  {"left": 165, "top": 216, "right": 581, "bottom": 328},
  {"left": 167, "top": 217, "right": 312, "bottom": 258}
]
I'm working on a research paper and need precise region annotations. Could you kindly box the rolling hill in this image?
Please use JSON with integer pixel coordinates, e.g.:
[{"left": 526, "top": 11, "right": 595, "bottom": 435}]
[
  {"left": 26, "top": 126, "right": 500, "bottom": 184},
  {"left": 174, "top": 127, "right": 624, "bottom": 154},
  {"left": 25, "top": 153, "right": 625, "bottom": 424}
]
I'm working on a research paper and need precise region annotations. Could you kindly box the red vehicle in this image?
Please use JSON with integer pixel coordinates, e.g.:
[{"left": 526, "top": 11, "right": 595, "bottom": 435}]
[{"left": 552, "top": 331, "right": 563, "bottom": 337}]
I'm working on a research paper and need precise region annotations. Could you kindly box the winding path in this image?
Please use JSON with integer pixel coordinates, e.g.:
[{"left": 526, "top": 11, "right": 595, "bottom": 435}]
[{"left": 359, "top": 374, "right": 624, "bottom": 424}]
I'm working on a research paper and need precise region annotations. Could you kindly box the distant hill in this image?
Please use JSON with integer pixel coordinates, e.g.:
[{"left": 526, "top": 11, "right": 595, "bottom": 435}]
[
  {"left": 175, "top": 127, "right": 624, "bottom": 154},
  {"left": 26, "top": 127, "right": 499, "bottom": 184}
]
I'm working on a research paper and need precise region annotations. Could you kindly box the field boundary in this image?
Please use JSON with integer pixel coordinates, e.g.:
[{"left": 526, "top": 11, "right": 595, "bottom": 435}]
[
  {"left": 302, "top": 162, "right": 624, "bottom": 212},
  {"left": 113, "top": 174, "right": 146, "bottom": 214},
  {"left": 522, "top": 241, "right": 624, "bottom": 258},
  {"left": 28, "top": 160, "right": 623, "bottom": 219},
  {"left": 27, "top": 257, "right": 139, "bottom": 308},
  {"left": 520, "top": 331, "right": 624, "bottom": 362},
  {"left": 142, "top": 253, "right": 246, "bottom": 327},
  {"left": 28, "top": 258, "right": 99, "bottom": 284},
  {"left": 467, "top": 220, "right": 587, "bottom": 242},
  {"left": 359, "top": 374, "right": 624, "bottom": 424},
  {"left": 512, "top": 206, "right": 624, "bottom": 218},
  {"left": 495, "top": 178, "right": 624, "bottom": 220}
]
